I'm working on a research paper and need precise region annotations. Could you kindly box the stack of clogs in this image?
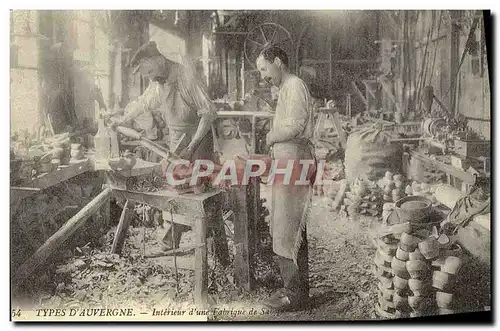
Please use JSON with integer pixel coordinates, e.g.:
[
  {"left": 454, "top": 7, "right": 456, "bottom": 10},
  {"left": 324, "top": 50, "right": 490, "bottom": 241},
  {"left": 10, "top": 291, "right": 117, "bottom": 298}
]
[
  {"left": 374, "top": 195, "right": 464, "bottom": 318},
  {"left": 373, "top": 234, "right": 398, "bottom": 319},
  {"left": 432, "top": 244, "right": 463, "bottom": 315}
]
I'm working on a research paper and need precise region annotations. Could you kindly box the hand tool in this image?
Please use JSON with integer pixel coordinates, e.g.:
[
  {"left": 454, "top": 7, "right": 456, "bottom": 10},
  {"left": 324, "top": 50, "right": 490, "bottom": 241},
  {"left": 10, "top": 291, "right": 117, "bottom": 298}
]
[{"left": 115, "top": 126, "right": 181, "bottom": 161}]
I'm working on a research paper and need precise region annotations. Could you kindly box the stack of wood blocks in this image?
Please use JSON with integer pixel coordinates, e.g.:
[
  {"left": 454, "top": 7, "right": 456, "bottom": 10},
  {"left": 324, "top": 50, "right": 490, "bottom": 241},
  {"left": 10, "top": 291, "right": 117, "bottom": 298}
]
[{"left": 373, "top": 221, "right": 464, "bottom": 318}]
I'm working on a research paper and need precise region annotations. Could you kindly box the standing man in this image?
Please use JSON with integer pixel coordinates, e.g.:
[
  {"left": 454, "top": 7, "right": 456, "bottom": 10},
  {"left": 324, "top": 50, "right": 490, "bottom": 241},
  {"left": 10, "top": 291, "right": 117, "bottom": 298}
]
[
  {"left": 256, "top": 47, "right": 315, "bottom": 311},
  {"left": 110, "top": 41, "right": 217, "bottom": 250}
]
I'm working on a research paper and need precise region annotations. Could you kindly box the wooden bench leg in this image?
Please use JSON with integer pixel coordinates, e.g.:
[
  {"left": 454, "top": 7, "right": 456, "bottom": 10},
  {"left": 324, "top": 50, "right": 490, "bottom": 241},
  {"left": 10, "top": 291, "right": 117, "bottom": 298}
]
[
  {"left": 194, "top": 215, "right": 208, "bottom": 308},
  {"left": 232, "top": 186, "right": 252, "bottom": 292},
  {"left": 209, "top": 196, "right": 230, "bottom": 267},
  {"left": 111, "top": 200, "right": 131, "bottom": 255}
]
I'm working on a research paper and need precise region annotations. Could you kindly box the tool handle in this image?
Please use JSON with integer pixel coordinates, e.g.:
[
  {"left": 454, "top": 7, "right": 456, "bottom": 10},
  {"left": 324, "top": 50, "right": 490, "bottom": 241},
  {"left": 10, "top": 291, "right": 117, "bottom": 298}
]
[
  {"left": 115, "top": 126, "right": 142, "bottom": 140},
  {"left": 140, "top": 140, "right": 170, "bottom": 160}
]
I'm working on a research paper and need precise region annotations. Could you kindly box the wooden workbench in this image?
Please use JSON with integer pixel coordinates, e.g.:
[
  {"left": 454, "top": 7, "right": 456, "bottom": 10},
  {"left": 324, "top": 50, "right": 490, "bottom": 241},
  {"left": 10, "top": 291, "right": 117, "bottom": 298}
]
[
  {"left": 409, "top": 150, "right": 477, "bottom": 184},
  {"left": 10, "top": 158, "right": 93, "bottom": 210},
  {"left": 11, "top": 153, "right": 259, "bottom": 306},
  {"left": 101, "top": 159, "right": 230, "bottom": 307}
]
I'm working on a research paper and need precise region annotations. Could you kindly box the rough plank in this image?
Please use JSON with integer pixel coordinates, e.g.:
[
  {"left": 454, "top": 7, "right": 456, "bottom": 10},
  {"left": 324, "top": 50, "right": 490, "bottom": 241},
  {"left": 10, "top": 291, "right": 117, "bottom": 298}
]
[
  {"left": 13, "top": 188, "right": 113, "bottom": 287},
  {"left": 206, "top": 196, "right": 230, "bottom": 267},
  {"left": 112, "top": 189, "right": 221, "bottom": 219},
  {"left": 23, "top": 159, "right": 91, "bottom": 190},
  {"left": 111, "top": 200, "right": 131, "bottom": 255},
  {"left": 194, "top": 214, "right": 208, "bottom": 308},
  {"left": 231, "top": 185, "right": 252, "bottom": 291}
]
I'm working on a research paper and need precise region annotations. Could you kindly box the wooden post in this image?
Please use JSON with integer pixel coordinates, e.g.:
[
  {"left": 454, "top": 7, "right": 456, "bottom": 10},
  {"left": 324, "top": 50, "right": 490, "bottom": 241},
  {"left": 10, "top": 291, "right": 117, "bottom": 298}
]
[
  {"left": 232, "top": 185, "right": 252, "bottom": 291},
  {"left": 248, "top": 178, "right": 259, "bottom": 268},
  {"left": 13, "top": 188, "right": 113, "bottom": 287},
  {"left": 194, "top": 214, "right": 208, "bottom": 307},
  {"left": 328, "top": 20, "right": 333, "bottom": 98},
  {"left": 450, "top": 10, "right": 462, "bottom": 115},
  {"left": 351, "top": 81, "right": 369, "bottom": 110},
  {"left": 251, "top": 115, "right": 257, "bottom": 154},
  {"left": 331, "top": 112, "right": 347, "bottom": 149},
  {"left": 111, "top": 200, "right": 131, "bottom": 255},
  {"left": 207, "top": 195, "right": 230, "bottom": 266}
]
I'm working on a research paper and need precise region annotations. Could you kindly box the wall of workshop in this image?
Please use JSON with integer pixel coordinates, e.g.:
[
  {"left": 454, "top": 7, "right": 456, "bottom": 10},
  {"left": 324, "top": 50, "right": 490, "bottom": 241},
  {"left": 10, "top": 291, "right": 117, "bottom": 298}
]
[
  {"left": 254, "top": 10, "right": 379, "bottom": 108},
  {"left": 10, "top": 10, "right": 114, "bottom": 135},
  {"left": 455, "top": 13, "right": 490, "bottom": 139},
  {"left": 71, "top": 11, "right": 112, "bottom": 124},
  {"left": 383, "top": 10, "right": 490, "bottom": 139}
]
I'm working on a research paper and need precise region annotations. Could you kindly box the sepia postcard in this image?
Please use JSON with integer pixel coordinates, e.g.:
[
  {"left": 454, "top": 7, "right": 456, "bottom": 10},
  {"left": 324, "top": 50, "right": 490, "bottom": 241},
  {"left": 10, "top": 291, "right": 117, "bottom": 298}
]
[{"left": 9, "top": 9, "right": 492, "bottom": 322}]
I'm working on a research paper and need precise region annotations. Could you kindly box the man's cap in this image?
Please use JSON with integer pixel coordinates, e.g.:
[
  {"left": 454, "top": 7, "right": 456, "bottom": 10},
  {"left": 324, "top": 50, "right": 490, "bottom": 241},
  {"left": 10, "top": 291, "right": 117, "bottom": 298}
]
[{"left": 129, "top": 41, "right": 162, "bottom": 73}]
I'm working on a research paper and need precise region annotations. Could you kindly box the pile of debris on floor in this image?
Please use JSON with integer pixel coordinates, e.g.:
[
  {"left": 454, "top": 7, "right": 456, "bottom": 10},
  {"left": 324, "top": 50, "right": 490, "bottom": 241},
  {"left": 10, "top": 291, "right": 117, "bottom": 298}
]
[{"left": 15, "top": 208, "right": 281, "bottom": 312}]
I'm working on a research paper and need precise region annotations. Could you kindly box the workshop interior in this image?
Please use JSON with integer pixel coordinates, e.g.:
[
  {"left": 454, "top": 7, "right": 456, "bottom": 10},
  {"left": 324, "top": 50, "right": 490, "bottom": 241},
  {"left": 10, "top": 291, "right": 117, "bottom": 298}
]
[{"left": 10, "top": 10, "right": 491, "bottom": 321}]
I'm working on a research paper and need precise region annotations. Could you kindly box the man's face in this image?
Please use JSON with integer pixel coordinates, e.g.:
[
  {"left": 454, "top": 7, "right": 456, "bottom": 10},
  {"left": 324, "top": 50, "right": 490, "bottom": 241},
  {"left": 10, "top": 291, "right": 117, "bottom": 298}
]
[
  {"left": 256, "top": 55, "right": 282, "bottom": 87},
  {"left": 137, "top": 56, "right": 167, "bottom": 81}
]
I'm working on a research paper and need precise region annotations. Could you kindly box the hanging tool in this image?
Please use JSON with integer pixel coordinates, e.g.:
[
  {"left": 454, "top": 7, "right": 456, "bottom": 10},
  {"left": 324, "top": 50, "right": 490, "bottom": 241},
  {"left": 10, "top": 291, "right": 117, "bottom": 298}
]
[
  {"left": 115, "top": 126, "right": 182, "bottom": 161},
  {"left": 421, "top": 86, "right": 451, "bottom": 117}
]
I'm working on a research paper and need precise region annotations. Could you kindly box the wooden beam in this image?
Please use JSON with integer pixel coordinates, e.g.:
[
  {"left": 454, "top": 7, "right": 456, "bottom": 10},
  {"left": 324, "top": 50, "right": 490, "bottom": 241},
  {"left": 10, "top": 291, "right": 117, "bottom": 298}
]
[
  {"left": 362, "top": 80, "right": 378, "bottom": 100},
  {"left": 194, "top": 213, "right": 208, "bottom": 308},
  {"left": 414, "top": 33, "right": 448, "bottom": 49},
  {"left": 379, "top": 77, "right": 402, "bottom": 113},
  {"left": 232, "top": 186, "right": 251, "bottom": 291},
  {"left": 145, "top": 244, "right": 202, "bottom": 258},
  {"left": 302, "top": 59, "right": 329, "bottom": 65},
  {"left": 383, "top": 11, "right": 402, "bottom": 31},
  {"left": 13, "top": 188, "right": 113, "bottom": 287},
  {"left": 450, "top": 10, "right": 462, "bottom": 115},
  {"left": 207, "top": 196, "right": 230, "bottom": 267},
  {"left": 351, "top": 81, "right": 369, "bottom": 109},
  {"left": 111, "top": 199, "right": 131, "bottom": 255},
  {"left": 328, "top": 20, "right": 333, "bottom": 98},
  {"left": 213, "top": 31, "right": 249, "bottom": 35}
]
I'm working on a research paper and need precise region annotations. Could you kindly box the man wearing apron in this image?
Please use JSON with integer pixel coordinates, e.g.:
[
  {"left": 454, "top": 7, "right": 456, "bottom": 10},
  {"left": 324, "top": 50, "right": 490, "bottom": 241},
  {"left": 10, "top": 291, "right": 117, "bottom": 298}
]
[
  {"left": 256, "top": 47, "right": 315, "bottom": 311},
  {"left": 111, "top": 41, "right": 217, "bottom": 250}
]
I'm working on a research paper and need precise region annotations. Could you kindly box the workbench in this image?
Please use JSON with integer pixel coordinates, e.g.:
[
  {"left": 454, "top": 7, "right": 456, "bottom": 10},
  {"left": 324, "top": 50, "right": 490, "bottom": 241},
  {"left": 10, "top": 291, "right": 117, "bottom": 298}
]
[
  {"left": 10, "top": 159, "right": 94, "bottom": 224},
  {"left": 11, "top": 155, "right": 259, "bottom": 307},
  {"left": 103, "top": 159, "right": 229, "bottom": 307},
  {"left": 407, "top": 153, "right": 491, "bottom": 266},
  {"left": 11, "top": 159, "right": 92, "bottom": 205},
  {"left": 405, "top": 149, "right": 489, "bottom": 192}
]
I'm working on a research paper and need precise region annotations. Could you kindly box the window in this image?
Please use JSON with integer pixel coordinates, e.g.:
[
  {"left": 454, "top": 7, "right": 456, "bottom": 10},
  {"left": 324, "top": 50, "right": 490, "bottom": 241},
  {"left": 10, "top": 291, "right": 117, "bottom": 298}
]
[
  {"left": 149, "top": 23, "right": 186, "bottom": 63},
  {"left": 10, "top": 10, "right": 42, "bottom": 134}
]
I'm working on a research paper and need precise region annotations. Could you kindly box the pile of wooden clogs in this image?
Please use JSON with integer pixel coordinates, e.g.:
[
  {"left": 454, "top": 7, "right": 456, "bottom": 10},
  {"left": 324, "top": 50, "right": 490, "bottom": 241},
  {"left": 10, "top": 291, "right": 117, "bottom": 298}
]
[
  {"left": 343, "top": 177, "right": 383, "bottom": 217},
  {"left": 377, "top": 171, "right": 408, "bottom": 203},
  {"left": 373, "top": 208, "right": 464, "bottom": 319},
  {"left": 373, "top": 234, "right": 398, "bottom": 318}
]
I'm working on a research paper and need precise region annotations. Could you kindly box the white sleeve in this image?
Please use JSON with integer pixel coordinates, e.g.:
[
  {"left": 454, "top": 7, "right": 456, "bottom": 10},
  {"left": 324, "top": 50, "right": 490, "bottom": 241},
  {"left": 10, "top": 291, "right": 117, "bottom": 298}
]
[
  {"left": 121, "top": 81, "right": 163, "bottom": 124},
  {"left": 272, "top": 79, "right": 310, "bottom": 142}
]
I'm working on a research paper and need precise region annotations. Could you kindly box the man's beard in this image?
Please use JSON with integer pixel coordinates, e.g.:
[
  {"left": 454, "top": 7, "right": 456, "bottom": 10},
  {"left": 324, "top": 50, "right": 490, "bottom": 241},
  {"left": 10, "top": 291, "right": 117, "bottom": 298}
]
[{"left": 152, "top": 76, "right": 167, "bottom": 84}]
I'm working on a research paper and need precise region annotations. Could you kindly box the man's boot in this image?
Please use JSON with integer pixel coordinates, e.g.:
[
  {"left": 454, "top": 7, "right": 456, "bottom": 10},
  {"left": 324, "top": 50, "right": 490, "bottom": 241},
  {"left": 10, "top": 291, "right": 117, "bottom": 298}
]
[{"left": 263, "top": 231, "right": 309, "bottom": 311}]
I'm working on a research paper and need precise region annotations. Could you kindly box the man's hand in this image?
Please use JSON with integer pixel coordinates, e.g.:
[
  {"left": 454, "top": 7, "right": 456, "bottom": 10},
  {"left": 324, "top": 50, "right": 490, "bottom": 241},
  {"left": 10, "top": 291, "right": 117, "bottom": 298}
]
[
  {"left": 178, "top": 145, "right": 195, "bottom": 161},
  {"left": 266, "top": 131, "right": 276, "bottom": 149},
  {"left": 107, "top": 117, "right": 123, "bottom": 129}
]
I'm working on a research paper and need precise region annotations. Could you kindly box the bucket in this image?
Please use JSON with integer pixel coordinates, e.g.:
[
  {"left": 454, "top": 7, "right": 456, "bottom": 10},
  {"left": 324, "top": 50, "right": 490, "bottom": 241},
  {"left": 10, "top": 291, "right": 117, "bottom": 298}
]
[{"left": 394, "top": 195, "right": 432, "bottom": 223}]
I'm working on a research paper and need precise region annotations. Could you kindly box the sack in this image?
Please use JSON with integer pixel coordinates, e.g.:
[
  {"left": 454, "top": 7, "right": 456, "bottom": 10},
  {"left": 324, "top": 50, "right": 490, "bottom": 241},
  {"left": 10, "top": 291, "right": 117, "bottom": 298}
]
[{"left": 344, "top": 123, "right": 403, "bottom": 183}]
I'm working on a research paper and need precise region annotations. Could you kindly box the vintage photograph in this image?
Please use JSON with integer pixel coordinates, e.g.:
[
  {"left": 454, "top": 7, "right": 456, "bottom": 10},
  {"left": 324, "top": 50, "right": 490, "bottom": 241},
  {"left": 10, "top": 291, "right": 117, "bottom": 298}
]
[{"left": 9, "top": 9, "right": 491, "bottom": 322}]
